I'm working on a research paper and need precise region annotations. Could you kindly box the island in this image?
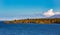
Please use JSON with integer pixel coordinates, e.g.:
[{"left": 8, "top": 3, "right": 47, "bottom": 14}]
[{"left": 4, "top": 18, "right": 60, "bottom": 24}]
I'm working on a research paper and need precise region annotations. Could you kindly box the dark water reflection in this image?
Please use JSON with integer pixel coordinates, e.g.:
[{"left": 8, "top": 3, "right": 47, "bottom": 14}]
[{"left": 0, "top": 22, "right": 60, "bottom": 35}]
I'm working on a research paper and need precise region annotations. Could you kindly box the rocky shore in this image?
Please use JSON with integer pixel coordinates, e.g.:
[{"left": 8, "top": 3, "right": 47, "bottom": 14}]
[{"left": 4, "top": 18, "right": 60, "bottom": 24}]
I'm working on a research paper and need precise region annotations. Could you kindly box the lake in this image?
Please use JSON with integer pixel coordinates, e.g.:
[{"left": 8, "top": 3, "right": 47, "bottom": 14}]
[{"left": 0, "top": 21, "right": 60, "bottom": 35}]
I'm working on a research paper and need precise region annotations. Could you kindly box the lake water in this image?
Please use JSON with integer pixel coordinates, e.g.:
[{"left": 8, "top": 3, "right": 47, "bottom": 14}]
[{"left": 0, "top": 21, "right": 60, "bottom": 35}]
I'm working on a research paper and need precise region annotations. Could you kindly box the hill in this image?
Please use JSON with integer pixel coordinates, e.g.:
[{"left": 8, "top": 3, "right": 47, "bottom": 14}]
[{"left": 50, "top": 14, "right": 60, "bottom": 18}]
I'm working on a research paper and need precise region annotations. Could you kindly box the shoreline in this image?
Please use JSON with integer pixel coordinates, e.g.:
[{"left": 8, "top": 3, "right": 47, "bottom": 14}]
[{"left": 4, "top": 18, "right": 60, "bottom": 24}]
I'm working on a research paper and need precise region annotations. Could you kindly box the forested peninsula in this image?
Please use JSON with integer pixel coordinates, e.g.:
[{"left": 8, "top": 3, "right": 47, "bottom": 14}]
[{"left": 4, "top": 18, "right": 60, "bottom": 24}]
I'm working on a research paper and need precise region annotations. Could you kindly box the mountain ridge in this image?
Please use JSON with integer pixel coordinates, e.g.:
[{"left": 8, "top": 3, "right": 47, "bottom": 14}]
[{"left": 50, "top": 14, "right": 60, "bottom": 18}]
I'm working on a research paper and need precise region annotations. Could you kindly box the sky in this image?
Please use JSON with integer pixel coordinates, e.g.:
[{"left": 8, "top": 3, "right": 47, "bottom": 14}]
[{"left": 0, "top": 0, "right": 60, "bottom": 20}]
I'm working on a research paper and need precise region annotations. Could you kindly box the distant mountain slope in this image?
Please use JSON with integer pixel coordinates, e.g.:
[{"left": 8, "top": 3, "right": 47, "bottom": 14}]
[
  {"left": 19, "top": 14, "right": 46, "bottom": 19},
  {"left": 50, "top": 14, "right": 60, "bottom": 18}
]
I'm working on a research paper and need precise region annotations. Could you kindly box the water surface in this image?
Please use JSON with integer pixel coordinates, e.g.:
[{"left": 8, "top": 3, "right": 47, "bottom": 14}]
[{"left": 0, "top": 22, "right": 60, "bottom": 35}]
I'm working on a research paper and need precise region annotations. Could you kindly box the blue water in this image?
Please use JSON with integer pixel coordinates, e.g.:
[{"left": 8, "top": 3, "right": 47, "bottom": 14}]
[{"left": 0, "top": 21, "right": 60, "bottom": 35}]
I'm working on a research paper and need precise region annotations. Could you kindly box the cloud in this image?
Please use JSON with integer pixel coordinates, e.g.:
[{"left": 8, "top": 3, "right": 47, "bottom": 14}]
[
  {"left": 43, "top": 9, "right": 60, "bottom": 17},
  {"left": 43, "top": 9, "right": 54, "bottom": 17}
]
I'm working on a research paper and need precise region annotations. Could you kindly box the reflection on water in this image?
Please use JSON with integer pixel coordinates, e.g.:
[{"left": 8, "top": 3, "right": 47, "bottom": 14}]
[{"left": 0, "top": 22, "right": 60, "bottom": 35}]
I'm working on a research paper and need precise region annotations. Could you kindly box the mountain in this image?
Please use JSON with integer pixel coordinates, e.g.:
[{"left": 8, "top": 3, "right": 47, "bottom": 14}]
[
  {"left": 0, "top": 14, "right": 46, "bottom": 21},
  {"left": 19, "top": 14, "right": 46, "bottom": 19},
  {"left": 50, "top": 14, "right": 60, "bottom": 18}
]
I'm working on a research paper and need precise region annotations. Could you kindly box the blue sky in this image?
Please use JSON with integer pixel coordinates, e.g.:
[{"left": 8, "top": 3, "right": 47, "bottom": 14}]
[{"left": 0, "top": 0, "right": 60, "bottom": 20}]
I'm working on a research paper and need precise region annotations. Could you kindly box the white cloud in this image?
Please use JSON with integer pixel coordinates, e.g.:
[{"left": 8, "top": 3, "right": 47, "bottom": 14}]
[
  {"left": 43, "top": 9, "right": 60, "bottom": 17},
  {"left": 43, "top": 9, "right": 54, "bottom": 17}
]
